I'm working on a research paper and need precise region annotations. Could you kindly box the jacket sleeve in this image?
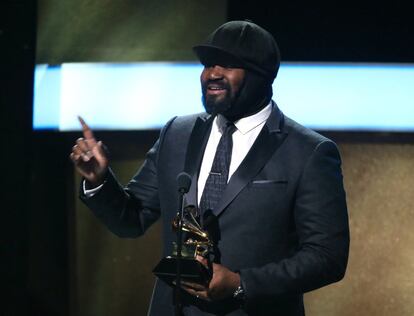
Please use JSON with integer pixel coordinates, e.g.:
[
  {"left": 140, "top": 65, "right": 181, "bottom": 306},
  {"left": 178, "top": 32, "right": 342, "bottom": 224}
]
[
  {"left": 79, "top": 117, "right": 177, "bottom": 238},
  {"left": 239, "top": 140, "right": 350, "bottom": 301}
]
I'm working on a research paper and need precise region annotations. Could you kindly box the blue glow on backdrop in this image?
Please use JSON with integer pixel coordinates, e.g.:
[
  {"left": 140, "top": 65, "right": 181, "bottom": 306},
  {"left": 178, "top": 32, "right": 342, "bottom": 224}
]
[{"left": 33, "top": 62, "right": 414, "bottom": 131}]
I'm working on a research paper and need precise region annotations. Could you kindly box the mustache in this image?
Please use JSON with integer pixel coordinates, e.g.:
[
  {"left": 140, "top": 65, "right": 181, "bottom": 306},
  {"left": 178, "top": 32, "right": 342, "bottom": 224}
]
[{"left": 201, "top": 79, "right": 231, "bottom": 93}]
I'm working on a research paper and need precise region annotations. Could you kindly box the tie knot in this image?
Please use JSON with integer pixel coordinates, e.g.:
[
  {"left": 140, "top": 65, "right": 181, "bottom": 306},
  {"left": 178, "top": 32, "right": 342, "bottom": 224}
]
[{"left": 223, "top": 121, "right": 237, "bottom": 136}]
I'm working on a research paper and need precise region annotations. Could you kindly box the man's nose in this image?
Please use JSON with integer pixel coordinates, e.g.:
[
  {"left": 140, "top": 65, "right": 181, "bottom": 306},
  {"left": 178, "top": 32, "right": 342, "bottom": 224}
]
[{"left": 208, "top": 65, "right": 224, "bottom": 80}]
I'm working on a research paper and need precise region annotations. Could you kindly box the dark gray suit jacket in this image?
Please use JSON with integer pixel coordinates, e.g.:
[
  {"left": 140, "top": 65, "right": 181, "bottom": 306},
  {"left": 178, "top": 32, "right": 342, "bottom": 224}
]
[{"left": 81, "top": 104, "right": 349, "bottom": 315}]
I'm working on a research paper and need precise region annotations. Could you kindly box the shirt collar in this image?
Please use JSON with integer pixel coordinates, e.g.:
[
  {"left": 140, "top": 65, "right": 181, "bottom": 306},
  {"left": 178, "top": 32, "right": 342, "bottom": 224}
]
[{"left": 216, "top": 101, "right": 273, "bottom": 135}]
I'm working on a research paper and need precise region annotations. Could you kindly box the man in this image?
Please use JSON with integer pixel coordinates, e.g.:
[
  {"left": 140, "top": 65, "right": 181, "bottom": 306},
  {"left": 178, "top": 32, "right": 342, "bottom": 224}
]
[{"left": 71, "top": 21, "right": 349, "bottom": 316}]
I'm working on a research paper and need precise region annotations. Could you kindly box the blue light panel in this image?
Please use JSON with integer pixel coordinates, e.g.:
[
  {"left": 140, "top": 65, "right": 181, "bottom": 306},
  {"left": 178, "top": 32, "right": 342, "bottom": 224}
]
[{"left": 33, "top": 62, "right": 414, "bottom": 131}]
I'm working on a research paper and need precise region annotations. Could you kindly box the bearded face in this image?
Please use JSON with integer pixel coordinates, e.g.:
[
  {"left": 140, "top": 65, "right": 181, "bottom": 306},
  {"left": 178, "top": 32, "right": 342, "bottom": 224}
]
[
  {"left": 200, "top": 65, "right": 245, "bottom": 116},
  {"left": 200, "top": 65, "right": 273, "bottom": 122}
]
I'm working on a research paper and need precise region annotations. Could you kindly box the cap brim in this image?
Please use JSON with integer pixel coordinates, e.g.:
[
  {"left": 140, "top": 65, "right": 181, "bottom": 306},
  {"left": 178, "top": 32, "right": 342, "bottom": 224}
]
[
  {"left": 193, "top": 45, "right": 246, "bottom": 68},
  {"left": 193, "top": 44, "right": 269, "bottom": 78}
]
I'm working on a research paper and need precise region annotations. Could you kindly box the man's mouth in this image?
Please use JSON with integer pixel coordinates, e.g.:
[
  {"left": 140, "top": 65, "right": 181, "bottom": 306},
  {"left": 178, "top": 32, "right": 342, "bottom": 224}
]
[{"left": 206, "top": 84, "right": 227, "bottom": 95}]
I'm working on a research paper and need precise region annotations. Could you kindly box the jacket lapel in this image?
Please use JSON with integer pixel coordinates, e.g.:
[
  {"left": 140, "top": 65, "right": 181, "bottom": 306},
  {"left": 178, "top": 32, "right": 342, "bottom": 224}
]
[
  {"left": 184, "top": 114, "right": 214, "bottom": 208},
  {"left": 213, "top": 104, "right": 288, "bottom": 217}
]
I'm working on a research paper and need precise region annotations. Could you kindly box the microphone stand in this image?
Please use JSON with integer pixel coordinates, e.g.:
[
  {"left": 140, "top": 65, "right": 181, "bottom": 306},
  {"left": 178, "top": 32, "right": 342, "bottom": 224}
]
[
  {"left": 174, "top": 173, "right": 191, "bottom": 316},
  {"left": 174, "top": 187, "right": 185, "bottom": 316}
]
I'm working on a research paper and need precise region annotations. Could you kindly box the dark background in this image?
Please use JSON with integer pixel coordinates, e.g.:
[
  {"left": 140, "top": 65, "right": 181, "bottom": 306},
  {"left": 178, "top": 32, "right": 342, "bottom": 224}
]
[
  {"left": 2, "top": 0, "right": 413, "bottom": 315},
  {"left": 229, "top": 0, "right": 413, "bottom": 63}
]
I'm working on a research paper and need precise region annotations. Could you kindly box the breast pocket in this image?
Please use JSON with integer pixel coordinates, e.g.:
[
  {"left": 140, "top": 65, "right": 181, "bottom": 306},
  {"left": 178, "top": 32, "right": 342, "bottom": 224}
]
[
  {"left": 250, "top": 179, "right": 288, "bottom": 185},
  {"left": 249, "top": 179, "right": 288, "bottom": 188},
  {"left": 247, "top": 179, "right": 288, "bottom": 196}
]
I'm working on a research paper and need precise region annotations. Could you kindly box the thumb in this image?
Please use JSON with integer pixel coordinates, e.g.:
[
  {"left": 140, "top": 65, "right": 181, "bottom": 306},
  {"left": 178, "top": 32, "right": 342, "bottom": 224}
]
[{"left": 195, "top": 255, "right": 209, "bottom": 268}]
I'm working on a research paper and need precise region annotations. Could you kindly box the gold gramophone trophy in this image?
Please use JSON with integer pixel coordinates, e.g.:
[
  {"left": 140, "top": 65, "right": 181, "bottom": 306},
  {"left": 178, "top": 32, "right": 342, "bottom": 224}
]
[{"left": 153, "top": 205, "right": 213, "bottom": 286}]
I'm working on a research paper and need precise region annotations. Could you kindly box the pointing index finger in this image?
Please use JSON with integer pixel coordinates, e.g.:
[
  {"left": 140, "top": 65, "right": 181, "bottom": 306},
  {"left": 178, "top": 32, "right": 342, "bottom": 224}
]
[{"left": 78, "top": 116, "right": 96, "bottom": 141}]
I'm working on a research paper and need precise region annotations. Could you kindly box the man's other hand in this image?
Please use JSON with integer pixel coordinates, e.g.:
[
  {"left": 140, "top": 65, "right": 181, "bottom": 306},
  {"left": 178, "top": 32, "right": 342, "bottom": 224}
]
[
  {"left": 70, "top": 116, "right": 108, "bottom": 187},
  {"left": 181, "top": 256, "right": 241, "bottom": 301}
]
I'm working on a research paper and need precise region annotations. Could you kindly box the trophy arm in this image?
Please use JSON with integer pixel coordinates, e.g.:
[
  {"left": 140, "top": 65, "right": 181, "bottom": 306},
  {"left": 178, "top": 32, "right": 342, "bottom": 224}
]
[{"left": 172, "top": 215, "right": 210, "bottom": 242}]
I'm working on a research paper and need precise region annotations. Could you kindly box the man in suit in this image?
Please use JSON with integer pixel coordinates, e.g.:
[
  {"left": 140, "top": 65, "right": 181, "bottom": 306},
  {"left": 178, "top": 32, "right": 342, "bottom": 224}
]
[{"left": 71, "top": 21, "right": 349, "bottom": 315}]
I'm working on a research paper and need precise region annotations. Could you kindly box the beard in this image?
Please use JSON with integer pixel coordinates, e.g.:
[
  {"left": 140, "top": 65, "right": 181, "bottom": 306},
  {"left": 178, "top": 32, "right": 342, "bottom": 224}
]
[
  {"left": 201, "top": 71, "right": 272, "bottom": 122},
  {"left": 201, "top": 80, "right": 239, "bottom": 116}
]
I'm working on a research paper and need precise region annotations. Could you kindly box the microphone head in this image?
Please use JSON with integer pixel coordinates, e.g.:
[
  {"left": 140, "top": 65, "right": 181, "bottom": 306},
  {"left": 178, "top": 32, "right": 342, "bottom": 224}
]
[{"left": 177, "top": 172, "right": 192, "bottom": 193}]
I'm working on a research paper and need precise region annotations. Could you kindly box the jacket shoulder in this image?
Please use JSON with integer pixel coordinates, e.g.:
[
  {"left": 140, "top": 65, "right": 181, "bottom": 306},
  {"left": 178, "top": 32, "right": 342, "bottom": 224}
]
[
  {"left": 283, "top": 114, "right": 335, "bottom": 148},
  {"left": 279, "top": 114, "right": 341, "bottom": 165}
]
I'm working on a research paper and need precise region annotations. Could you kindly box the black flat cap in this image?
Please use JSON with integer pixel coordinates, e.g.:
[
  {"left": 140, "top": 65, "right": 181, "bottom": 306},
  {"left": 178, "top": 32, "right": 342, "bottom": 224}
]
[{"left": 193, "top": 20, "right": 280, "bottom": 81}]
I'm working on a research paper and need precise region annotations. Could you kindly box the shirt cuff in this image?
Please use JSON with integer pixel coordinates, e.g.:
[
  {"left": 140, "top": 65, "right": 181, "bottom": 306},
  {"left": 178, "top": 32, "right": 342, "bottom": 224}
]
[{"left": 83, "top": 180, "right": 105, "bottom": 198}]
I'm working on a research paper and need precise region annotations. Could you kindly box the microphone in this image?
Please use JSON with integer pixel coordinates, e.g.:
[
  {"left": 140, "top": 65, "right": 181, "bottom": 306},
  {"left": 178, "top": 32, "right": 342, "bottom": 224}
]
[{"left": 177, "top": 172, "right": 191, "bottom": 194}]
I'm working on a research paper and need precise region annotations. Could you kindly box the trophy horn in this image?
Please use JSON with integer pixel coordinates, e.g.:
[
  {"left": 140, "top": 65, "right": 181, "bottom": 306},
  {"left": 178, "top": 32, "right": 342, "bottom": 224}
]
[{"left": 172, "top": 216, "right": 210, "bottom": 242}]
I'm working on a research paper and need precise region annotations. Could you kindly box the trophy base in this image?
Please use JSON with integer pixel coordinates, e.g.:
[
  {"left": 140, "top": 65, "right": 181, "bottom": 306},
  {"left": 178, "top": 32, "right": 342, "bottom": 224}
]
[{"left": 153, "top": 256, "right": 212, "bottom": 287}]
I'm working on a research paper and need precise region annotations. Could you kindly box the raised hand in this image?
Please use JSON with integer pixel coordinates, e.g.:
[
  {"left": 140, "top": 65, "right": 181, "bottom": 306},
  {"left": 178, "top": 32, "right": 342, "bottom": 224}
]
[{"left": 70, "top": 116, "right": 108, "bottom": 187}]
